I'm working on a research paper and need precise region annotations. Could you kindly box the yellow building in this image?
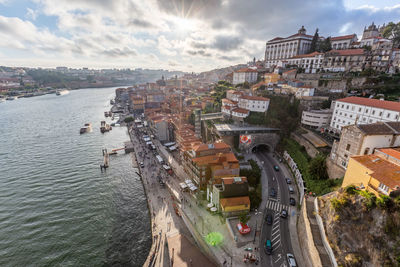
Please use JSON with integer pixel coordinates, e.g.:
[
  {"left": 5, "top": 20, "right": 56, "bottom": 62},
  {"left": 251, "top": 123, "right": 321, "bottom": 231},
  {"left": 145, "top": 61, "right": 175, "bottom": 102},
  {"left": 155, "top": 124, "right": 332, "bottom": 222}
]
[
  {"left": 342, "top": 148, "right": 400, "bottom": 196},
  {"left": 264, "top": 73, "right": 281, "bottom": 83},
  {"left": 220, "top": 196, "right": 250, "bottom": 213}
]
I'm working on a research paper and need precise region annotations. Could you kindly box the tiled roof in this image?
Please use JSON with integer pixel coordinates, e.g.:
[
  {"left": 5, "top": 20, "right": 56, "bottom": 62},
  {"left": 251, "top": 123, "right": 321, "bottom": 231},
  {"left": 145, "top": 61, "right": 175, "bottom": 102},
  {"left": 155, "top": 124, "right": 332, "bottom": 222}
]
[
  {"left": 220, "top": 196, "right": 250, "bottom": 208},
  {"left": 192, "top": 142, "right": 230, "bottom": 152},
  {"left": 326, "top": 49, "right": 365, "bottom": 56},
  {"left": 192, "top": 152, "right": 238, "bottom": 165},
  {"left": 385, "top": 122, "right": 400, "bottom": 133},
  {"left": 337, "top": 96, "right": 400, "bottom": 112},
  {"left": 222, "top": 177, "right": 247, "bottom": 185},
  {"left": 357, "top": 122, "right": 397, "bottom": 135},
  {"left": 331, "top": 34, "right": 357, "bottom": 41},
  {"left": 352, "top": 154, "right": 400, "bottom": 189},
  {"left": 240, "top": 95, "right": 270, "bottom": 101},
  {"left": 290, "top": 51, "right": 323, "bottom": 59},
  {"left": 232, "top": 107, "right": 250, "bottom": 114},
  {"left": 222, "top": 98, "right": 238, "bottom": 105}
]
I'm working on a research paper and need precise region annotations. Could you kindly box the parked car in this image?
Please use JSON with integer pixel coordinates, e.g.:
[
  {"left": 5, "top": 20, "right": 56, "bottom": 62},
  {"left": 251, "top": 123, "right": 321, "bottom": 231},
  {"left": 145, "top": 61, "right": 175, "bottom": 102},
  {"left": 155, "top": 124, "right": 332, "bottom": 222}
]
[
  {"left": 288, "top": 186, "right": 294, "bottom": 194},
  {"left": 237, "top": 223, "right": 251, "bottom": 235},
  {"left": 281, "top": 209, "right": 288, "bottom": 218},
  {"left": 140, "top": 162, "right": 144, "bottom": 168},
  {"left": 273, "top": 165, "right": 279, "bottom": 171},
  {"left": 270, "top": 188, "right": 276, "bottom": 198},
  {"left": 286, "top": 178, "right": 292, "bottom": 184},
  {"left": 265, "top": 239, "right": 272, "bottom": 255},
  {"left": 289, "top": 197, "right": 296, "bottom": 206},
  {"left": 265, "top": 213, "right": 273, "bottom": 225},
  {"left": 287, "top": 253, "right": 297, "bottom": 267}
]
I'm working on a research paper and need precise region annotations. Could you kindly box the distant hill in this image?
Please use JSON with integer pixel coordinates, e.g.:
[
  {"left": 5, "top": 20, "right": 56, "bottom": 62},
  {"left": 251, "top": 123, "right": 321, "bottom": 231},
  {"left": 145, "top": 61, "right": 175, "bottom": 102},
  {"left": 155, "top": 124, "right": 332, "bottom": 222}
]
[{"left": 198, "top": 64, "right": 247, "bottom": 83}]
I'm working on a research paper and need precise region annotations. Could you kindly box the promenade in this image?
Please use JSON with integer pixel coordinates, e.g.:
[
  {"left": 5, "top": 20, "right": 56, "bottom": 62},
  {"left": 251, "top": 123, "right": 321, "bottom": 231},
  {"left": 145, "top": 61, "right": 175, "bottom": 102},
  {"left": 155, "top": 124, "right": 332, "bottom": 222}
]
[{"left": 128, "top": 125, "right": 215, "bottom": 267}]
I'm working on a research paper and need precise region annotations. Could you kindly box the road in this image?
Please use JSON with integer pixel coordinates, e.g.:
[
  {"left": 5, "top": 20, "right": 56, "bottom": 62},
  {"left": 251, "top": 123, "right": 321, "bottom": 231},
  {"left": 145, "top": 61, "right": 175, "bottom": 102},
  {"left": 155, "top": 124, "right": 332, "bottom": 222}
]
[{"left": 257, "top": 150, "right": 297, "bottom": 267}]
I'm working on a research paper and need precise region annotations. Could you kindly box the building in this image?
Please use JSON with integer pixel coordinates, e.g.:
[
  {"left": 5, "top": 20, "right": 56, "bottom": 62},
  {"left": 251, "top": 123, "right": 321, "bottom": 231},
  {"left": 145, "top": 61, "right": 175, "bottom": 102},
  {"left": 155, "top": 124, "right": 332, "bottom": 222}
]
[
  {"left": 287, "top": 51, "right": 324, "bottom": 73},
  {"left": 182, "top": 142, "right": 240, "bottom": 188},
  {"left": 212, "top": 177, "right": 250, "bottom": 215},
  {"left": 131, "top": 95, "right": 145, "bottom": 113},
  {"left": 222, "top": 94, "right": 269, "bottom": 120},
  {"left": 226, "top": 90, "right": 243, "bottom": 102},
  {"left": 232, "top": 68, "right": 258, "bottom": 85},
  {"left": 301, "top": 109, "right": 333, "bottom": 129},
  {"left": 371, "top": 39, "right": 393, "bottom": 72},
  {"left": 341, "top": 147, "right": 400, "bottom": 197},
  {"left": 330, "top": 97, "right": 400, "bottom": 133},
  {"left": 330, "top": 34, "right": 358, "bottom": 50},
  {"left": 322, "top": 49, "right": 367, "bottom": 72},
  {"left": 238, "top": 95, "right": 270, "bottom": 113},
  {"left": 264, "top": 73, "right": 281, "bottom": 84},
  {"left": 264, "top": 26, "right": 314, "bottom": 68},
  {"left": 330, "top": 121, "right": 400, "bottom": 169}
]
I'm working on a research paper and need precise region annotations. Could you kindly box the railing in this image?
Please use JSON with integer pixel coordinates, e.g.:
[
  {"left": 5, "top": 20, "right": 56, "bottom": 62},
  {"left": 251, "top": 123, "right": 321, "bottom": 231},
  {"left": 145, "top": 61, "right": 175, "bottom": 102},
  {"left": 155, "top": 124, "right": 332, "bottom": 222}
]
[{"left": 283, "top": 151, "right": 305, "bottom": 205}]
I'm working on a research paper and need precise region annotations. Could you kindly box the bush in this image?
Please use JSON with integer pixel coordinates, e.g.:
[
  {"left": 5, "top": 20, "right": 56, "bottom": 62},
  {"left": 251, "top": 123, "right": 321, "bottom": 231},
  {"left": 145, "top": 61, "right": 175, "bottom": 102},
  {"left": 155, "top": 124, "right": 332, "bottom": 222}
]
[
  {"left": 376, "top": 195, "right": 394, "bottom": 211},
  {"left": 308, "top": 154, "right": 329, "bottom": 180},
  {"left": 124, "top": 116, "right": 134, "bottom": 123},
  {"left": 345, "top": 185, "right": 357, "bottom": 195},
  {"left": 249, "top": 184, "right": 262, "bottom": 210},
  {"left": 239, "top": 159, "right": 261, "bottom": 187},
  {"left": 331, "top": 197, "right": 348, "bottom": 212}
]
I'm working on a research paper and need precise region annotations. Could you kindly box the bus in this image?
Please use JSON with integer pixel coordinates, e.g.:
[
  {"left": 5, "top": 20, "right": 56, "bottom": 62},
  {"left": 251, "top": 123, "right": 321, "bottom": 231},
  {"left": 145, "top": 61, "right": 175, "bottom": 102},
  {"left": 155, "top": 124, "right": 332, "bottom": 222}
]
[{"left": 156, "top": 155, "right": 164, "bottom": 164}]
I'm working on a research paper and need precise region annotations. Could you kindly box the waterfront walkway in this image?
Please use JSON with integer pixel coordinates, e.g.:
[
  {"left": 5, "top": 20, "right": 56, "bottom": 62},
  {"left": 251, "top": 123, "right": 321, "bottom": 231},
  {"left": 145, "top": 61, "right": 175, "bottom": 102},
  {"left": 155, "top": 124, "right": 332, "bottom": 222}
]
[{"left": 128, "top": 126, "right": 214, "bottom": 267}]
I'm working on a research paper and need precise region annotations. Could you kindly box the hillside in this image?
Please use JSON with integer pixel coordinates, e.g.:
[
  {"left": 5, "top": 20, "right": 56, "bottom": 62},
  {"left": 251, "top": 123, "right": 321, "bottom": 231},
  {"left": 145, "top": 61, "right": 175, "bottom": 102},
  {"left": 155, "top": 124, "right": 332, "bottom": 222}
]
[{"left": 318, "top": 188, "right": 400, "bottom": 267}]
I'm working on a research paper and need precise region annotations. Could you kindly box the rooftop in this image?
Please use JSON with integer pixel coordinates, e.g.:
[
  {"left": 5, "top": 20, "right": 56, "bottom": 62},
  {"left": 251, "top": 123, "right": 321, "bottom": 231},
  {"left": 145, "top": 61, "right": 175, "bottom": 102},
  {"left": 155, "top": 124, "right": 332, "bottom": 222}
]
[
  {"left": 240, "top": 95, "right": 270, "bottom": 101},
  {"left": 192, "top": 152, "right": 238, "bottom": 165},
  {"left": 331, "top": 34, "right": 357, "bottom": 41},
  {"left": 327, "top": 49, "right": 365, "bottom": 56},
  {"left": 337, "top": 96, "right": 400, "bottom": 112},
  {"left": 222, "top": 177, "right": 248, "bottom": 185},
  {"left": 192, "top": 142, "right": 230, "bottom": 152},
  {"left": 220, "top": 196, "right": 250, "bottom": 208},
  {"left": 291, "top": 51, "right": 323, "bottom": 59},
  {"left": 232, "top": 107, "right": 250, "bottom": 114},
  {"left": 214, "top": 124, "right": 280, "bottom": 133},
  {"left": 235, "top": 68, "right": 258, "bottom": 73}
]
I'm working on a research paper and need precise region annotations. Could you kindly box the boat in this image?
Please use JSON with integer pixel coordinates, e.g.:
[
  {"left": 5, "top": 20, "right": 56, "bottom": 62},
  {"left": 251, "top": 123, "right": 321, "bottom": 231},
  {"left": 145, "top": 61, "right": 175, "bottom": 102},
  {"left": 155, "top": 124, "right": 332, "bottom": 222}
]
[
  {"left": 100, "top": 121, "right": 112, "bottom": 133},
  {"left": 110, "top": 99, "right": 115, "bottom": 105},
  {"left": 0, "top": 98, "right": 5, "bottom": 103},
  {"left": 6, "top": 96, "right": 17, "bottom": 100},
  {"left": 56, "top": 89, "right": 69, "bottom": 96},
  {"left": 80, "top": 123, "right": 92, "bottom": 134}
]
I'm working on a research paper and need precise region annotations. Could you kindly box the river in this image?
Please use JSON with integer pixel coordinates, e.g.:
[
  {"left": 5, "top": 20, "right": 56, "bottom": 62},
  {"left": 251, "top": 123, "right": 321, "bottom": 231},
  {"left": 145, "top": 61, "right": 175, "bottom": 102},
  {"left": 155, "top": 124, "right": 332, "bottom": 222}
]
[{"left": 0, "top": 87, "right": 151, "bottom": 266}]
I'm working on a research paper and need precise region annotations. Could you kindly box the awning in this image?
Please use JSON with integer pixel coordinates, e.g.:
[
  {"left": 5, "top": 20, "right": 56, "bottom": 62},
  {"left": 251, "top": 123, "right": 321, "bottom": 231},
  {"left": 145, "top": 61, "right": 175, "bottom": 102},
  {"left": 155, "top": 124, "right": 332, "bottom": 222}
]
[
  {"left": 207, "top": 203, "right": 213, "bottom": 208},
  {"left": 163, "top": 165, "right": 171, "bottom": 170},
  {"left": 210, "top": 207, "right": 217, "bottom": 212},
  {"left": 179, "top": 183, "right": 188, "bottom": 189}
]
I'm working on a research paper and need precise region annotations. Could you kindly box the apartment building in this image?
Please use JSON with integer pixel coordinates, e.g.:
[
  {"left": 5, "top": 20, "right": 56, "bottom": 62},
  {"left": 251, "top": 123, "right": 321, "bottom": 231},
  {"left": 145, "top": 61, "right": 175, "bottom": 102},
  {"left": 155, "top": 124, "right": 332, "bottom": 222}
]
[
  {"left": 331, "top": 34, "right": 358, "bottom": 50},
  {"left": 232, "top": 68, "right": 258, "bottom": 85},
  {"left": 301, "top": 109, "right": 333, "bottom": 129},
  {"left": 322, "top": 49, "right": 367, "bottom": 72},
  {"left": 330, "top": 97, "right": 400, "bottom": 133},
  {"left": 342, "top": 147, "right": 400, "bottom": 197},
  {"left": 330, "top": 121, "right": 400, "bottom": 169},
  {"left": 287, "top": 51, "right": 324, "bottom": 73}
]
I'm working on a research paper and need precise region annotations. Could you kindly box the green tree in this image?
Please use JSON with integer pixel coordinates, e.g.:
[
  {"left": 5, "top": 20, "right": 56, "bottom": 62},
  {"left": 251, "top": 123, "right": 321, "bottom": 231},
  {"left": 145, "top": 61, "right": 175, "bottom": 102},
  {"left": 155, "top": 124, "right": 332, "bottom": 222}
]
[
  {"left": 308, "top": 154, "right": 328, "bottom": 180},
  {"left": 188, "top": 112, "right": 195, "bottom": 126},
  {"left": 310, "top": 28, "right": 319, "bottom": 52},
  {"left": 321, "top": 99, "right": 332, "bottom": 109},
  {"left": 238, "top": 212, "right": 250, "bottom": 224},
  {"left": 319, "top": 37, "right": 332, "bottom": 52},
  {"left": 382, "top": 21, "right": 400, "bottom": 48},
  {"left": 124, "top": 116, "right": 134, "bottom": 123}
]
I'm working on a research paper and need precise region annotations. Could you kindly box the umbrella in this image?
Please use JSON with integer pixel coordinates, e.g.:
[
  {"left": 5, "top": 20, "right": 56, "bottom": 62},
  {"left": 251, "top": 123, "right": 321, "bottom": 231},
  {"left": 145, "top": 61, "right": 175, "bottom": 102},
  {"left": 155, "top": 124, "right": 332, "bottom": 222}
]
[
  {"left": 210, "top": 207, "right": 217, "bottom": 212},
  {"left": 207, "top": 203, "right": 213, "bottom": 208}
]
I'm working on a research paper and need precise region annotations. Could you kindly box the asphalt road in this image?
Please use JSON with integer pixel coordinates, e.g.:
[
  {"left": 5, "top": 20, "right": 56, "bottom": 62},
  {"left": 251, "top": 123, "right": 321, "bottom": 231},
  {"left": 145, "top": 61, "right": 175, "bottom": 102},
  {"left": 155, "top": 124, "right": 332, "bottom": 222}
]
[{"left": 257, "top": 150, "right": 297, "bottom": 267}]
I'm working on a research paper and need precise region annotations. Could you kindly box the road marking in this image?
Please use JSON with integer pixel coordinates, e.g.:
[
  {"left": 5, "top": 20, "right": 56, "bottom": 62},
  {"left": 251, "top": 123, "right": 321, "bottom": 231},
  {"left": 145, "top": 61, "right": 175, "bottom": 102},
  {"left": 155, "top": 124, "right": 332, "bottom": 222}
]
[
  {"left": 266, "top": 200, "right": 288, "bottom": 213},
  {"left": 272, "top": 226, "right": 280, "bottom": 234},
  {"left": 271, "top": 234, "right": 280, "bottom": 243},
  {"left": 274, "top": 254, "right": 282, "bottom": 263}
]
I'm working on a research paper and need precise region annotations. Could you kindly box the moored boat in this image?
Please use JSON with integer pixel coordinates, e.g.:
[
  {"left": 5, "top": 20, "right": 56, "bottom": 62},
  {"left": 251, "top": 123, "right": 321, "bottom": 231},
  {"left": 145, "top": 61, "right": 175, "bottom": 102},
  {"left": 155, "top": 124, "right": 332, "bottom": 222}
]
[{"left": 56, "top": 89, "right": 69, "bottom": 96}]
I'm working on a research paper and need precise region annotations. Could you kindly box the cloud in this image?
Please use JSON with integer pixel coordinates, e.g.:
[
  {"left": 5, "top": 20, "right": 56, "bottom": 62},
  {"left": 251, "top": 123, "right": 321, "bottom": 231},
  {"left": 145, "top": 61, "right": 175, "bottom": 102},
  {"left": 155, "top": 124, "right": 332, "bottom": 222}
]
[
  {"left": 101, "top": 47, "right": 137, "bottom": 57},
  {"left": 212, "top": 35, "right": 243, "bottom": 51}
]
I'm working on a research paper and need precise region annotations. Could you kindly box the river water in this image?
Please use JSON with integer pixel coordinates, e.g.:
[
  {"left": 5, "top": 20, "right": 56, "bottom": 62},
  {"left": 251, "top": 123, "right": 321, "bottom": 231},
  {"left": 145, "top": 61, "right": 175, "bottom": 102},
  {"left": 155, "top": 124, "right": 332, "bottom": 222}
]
[{"left": 0, "top": 87, "right": 151, "bottom": 266}]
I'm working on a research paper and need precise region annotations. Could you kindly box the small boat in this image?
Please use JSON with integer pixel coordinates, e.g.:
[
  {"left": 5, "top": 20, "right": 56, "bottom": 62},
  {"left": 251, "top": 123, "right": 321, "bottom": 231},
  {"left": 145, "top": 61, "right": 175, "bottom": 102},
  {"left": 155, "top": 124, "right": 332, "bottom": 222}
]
[
  {"left": 100, "top": 121, "right": 112, "bottom": 133},
  {"left": 56, "top": 89, "right": 69, "bottom": 96},
  {"left": 6, "top": 96, "right": 17, "bottom": 100},
  {"left": 80, "top": 123, "right": 92, "bottom": 134},
  {"left": 110, "top": 99, "right": 115, "bottom": 105},
  {"left": 0, "top": 98, "right": 5, "bottom": 103}
]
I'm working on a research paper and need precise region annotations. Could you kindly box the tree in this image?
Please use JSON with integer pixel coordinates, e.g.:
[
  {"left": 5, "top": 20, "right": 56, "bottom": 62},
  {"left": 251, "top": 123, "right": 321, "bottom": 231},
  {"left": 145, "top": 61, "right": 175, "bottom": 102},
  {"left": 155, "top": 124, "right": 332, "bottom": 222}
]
[
  {"left": 124, "top": 116, "right": 134, "bottom": 123},
  {"left": 321, "top": 99, "right": 332, "bottom": 109},
  {"left": 310, "top": 28, "right": 319, "bottom": 52},
  {"left": 238, "top": 212, "right": 250, "bottom": 225},
  {"left": 319, "top": 37, "right": 332, "bottom": 52},
  {"left": 308, "top": 154, "right": 328, "bottom": 180},
  {"left": 382, "top": 21, "right": 400, "bottom": 48}
]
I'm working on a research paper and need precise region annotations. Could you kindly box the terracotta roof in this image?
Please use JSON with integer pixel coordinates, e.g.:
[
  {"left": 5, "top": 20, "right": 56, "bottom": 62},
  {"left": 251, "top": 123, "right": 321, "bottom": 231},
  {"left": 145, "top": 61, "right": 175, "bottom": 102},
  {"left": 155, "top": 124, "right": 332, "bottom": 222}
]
[
  {"left": 290, "top": 51, "right": 323, "bottom": 59},
  {"left": 337, "top": 96, "right": 400, "bottom": 112},
  {"left": 220, "top": 196, "right": 250, "bottom": 208},
  {"left": 331, "top": 34, "right": 357, "bottom": 41},
  {"left": 283, "top": 69, "right": 297, "bottom": 74},
  {"left": 232, "top": 107, "right": 250, "bottom": 114},
  {"left": 222, "top": 105, "right": 232, "bottom": 110},
  {"left": 287, "top": 33, "right": 313, "bottom": 39},
  {"left": 192, "top": 142, "right": 230, "bottom": 152},
  {"left": 385, "top": 122, "right": 400, "bottom": 133},
  {"left": 351, "top": 154, "right": 400, "bottom": 190},
  {"left": 240, "top": 95, "right": 270, "bottom": 101},
  {"left": 222, "top": 177, "right": 247, "bottom": 185},
  {"left": 268, "top": 37, "right": 284, "bottom": 42},
  {"left": 227, "top": 90, "right": 243, "bottom": 95},
  {"left": 222, "top": 98, "right": 238, "bottom": 105},
  {"left": 192, "top": 152, "right": 238, "bottom": 165},
  {"left": 235, "top": 68, "right": 258, "bottom": 73},
  {"left": 379, "top": 148, "right": 400, "bottom": 160},
  {"left": 327, "top": 49, "right": 365, "bottom": 56}
]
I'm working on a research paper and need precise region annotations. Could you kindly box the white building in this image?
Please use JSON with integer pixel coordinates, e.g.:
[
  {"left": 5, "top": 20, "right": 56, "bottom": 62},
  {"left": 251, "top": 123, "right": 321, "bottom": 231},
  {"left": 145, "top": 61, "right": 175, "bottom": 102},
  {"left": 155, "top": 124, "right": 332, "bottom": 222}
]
[
  {"left": 301, "top": 109, "right": 332, "bottom": 129},
  {"left": 287, "top": 52, "right": 324, "bottom": 73},
  {"left": 232, "top": 68, "right": 258, "bottom": 85},
  {"left": 330, "top": 34, "right": 358, "bottom": 50},
  {"left": 226, "top": 90, "right": 243, "bottom": 102},
  {"left": 295, "top": 86, "right": 315, "bottom": 98},
  {"left": 264, "top": 26, "right": 314, "bottom": 68},
  {"left": 330, "top": 96, "right": 400, "bottom": 133},
  {"left": 238, "top": 95, "right": 270, "bottom": 112}
]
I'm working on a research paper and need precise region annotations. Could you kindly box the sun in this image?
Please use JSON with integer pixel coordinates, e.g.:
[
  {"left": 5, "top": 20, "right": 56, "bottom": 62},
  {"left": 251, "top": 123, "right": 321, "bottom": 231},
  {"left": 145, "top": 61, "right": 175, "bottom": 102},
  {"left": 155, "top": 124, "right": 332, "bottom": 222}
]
[{"left": 171, "top": 17, "right": 197, "bottom": 35}]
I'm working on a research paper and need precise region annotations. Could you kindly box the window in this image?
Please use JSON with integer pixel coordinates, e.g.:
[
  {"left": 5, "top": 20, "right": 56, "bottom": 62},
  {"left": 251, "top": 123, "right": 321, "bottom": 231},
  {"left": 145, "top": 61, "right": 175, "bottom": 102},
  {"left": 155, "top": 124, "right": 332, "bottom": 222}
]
[
  {"left": 359, "top": 108, "right": 362, "bottom": 112},
  {"left": 344, "top": 154, "right": 348, "bottom": 158},
  {"left": 387, "top": 113, "right": 390, "bottom": 118},
  {"left": 366, "top": 109, "right": 369, "bottom": 113},
  {"left": 346, "top": 105, "right": 349, "bottom": 109},
  {"left": 363, "top": 117, "right": 366, "bottom": 121},
  {"left": 378, "top": 182, "right": 389, "bottom": 194},
  {"left": 372, "top": 110, "right": 375, "bottom": 115},
  {"left": 364, "top": 148, "right": 370, "bottom": 155},
  {"left": 379, "top": 112, "right": 382, "bottom": 116},
  {"left": 346, "top": 144, "right": 351, "bottom": 151}
]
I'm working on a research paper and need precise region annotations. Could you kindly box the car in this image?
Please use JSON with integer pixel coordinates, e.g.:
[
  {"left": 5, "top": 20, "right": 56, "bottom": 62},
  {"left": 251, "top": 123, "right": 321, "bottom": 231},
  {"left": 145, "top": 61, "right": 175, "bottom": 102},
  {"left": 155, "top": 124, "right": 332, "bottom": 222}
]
[
  {"left": 265, "top": 239, "right": 272, "bottom": 255},
  {"left": 281, "top": 209, "right": 288, "bottom": 218},
  {"left": 289, "top": 197, "right": 296, "bottom": 206},
  {"left": 273, "top": 165, "right": 279, "bottom": 171},
  {"left": 270, "top": 188, "right": 276, "bottom": 198},
  {"left": 287, "top": 253, "right": 297, "bottom": 267},
  {"left": 139, "top": 162, "right": 144, "bottom": 168},
  {"left": 265, "top": 214, "right": 273, "bottom": 225},
  {"left": 237, "top": 223, "right": 251, "bottom": 235},
  {"left": 288, "top": 186, "right": 294, "bottom": 194},
  {"left": 286, "top": 178, "right": 292, "bottom": 184}
]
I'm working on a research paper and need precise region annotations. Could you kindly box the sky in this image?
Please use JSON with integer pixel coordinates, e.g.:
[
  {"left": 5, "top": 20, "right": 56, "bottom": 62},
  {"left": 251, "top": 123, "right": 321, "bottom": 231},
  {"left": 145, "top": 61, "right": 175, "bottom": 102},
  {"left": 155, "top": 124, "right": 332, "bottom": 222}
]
[{"left": 0, "top": 0, "right": 399, "bottom": 72}]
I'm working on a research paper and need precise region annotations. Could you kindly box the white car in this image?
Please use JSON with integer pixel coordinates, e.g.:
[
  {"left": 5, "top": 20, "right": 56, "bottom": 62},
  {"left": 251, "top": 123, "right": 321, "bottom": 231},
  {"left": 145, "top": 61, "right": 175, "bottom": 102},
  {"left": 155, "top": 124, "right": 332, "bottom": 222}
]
[{"left": 287, "top": 253, "right": 296, "bottom": 267}]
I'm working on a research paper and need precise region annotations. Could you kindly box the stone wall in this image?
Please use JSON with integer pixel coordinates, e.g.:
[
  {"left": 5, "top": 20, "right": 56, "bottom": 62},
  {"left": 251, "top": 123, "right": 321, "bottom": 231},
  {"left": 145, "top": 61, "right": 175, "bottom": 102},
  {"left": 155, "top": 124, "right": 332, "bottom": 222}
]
[
  {"left": 326, "top": 158, "right": 346, "bottom": 179},
  {"left": 291, "top": 133, "right": 319, "bottom": 158}
]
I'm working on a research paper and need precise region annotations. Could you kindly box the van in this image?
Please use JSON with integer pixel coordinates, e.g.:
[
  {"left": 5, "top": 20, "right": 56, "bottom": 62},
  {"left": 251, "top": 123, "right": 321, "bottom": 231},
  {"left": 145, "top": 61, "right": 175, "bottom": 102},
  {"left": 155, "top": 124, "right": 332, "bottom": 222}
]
[{"left": 265, "top": 240, "right": 272, "bottom": 255}]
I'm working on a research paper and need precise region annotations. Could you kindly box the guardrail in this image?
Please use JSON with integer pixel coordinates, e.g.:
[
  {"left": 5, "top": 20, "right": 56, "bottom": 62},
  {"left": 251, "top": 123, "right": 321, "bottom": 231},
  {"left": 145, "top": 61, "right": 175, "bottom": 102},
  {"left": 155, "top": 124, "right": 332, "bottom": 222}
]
[{"left": 283, "top": 151, "right": 305, "bottom": 205}]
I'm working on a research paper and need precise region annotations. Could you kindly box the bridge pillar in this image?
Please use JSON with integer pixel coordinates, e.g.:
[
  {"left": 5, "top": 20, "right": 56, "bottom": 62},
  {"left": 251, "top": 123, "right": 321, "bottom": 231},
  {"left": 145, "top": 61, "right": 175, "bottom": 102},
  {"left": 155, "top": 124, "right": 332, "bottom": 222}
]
[{"left": 194, "top": 109, "right": 201, "bottom": 139}]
